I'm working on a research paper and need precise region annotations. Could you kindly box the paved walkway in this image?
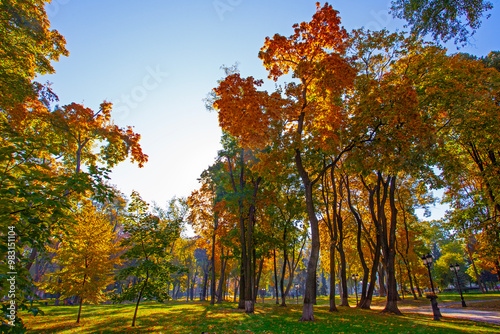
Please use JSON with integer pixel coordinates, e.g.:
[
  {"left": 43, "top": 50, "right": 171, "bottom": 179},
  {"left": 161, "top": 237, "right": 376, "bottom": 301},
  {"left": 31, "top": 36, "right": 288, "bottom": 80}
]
[{"left": 373, "top": 299, "right": 500, "bottom": 326}]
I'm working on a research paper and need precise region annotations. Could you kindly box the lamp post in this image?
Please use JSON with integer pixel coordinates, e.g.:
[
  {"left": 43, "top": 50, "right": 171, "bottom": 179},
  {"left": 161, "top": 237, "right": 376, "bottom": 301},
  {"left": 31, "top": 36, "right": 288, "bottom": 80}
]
[
  {"left": 449, "top": 263, "right": 467, "bottom": 307},
  {"left": 260, "top": 288, "right": 266, "bottom": 304},
  {"left": 295, "top": 284, "right": 300, "bottom": 304},
  {"left": 351, "top": 274, "right": 359, "bottom": 306},
  {"left": 421, "top": 253, "right": 442, "bottom": 320}
]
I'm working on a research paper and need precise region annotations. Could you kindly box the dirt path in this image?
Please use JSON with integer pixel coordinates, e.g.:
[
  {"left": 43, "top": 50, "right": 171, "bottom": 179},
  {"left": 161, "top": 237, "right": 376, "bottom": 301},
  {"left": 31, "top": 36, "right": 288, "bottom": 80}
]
[{"left": 372, "top": 299, "right": 500, "bottom": 326}]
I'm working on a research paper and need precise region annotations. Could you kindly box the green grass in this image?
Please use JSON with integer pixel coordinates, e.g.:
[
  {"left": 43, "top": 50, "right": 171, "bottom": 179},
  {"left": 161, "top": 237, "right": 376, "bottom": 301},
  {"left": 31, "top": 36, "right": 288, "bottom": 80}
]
[{"left": 24, "top": 298, "right": 500, "bottom": 334}]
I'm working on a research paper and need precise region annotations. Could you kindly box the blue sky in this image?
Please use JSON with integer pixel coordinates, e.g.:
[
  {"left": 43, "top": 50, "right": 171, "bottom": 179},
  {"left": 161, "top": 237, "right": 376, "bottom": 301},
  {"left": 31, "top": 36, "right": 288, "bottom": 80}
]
[{"left": 41, "top": 0, "right": 500, "bottom": 217}]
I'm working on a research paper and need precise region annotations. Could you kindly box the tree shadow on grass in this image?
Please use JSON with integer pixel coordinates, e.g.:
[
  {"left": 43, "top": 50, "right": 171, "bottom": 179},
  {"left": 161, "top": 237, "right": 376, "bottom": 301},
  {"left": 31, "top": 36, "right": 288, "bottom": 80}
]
[{"left": 25, "top": 301, "right": 500, "bottom": 334}]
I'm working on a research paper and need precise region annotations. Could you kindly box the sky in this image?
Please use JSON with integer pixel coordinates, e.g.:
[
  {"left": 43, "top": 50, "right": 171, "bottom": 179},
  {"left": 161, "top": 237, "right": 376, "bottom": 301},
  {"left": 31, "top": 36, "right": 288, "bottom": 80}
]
[{"left": 40, "top": 0, "right": 500, "bottom": 218}]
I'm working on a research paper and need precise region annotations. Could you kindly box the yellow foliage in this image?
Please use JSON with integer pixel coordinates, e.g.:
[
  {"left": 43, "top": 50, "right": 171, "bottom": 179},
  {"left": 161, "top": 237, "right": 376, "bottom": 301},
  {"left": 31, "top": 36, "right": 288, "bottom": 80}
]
[{"left": 39, "top": 199, "right": 122, "bottom": 303}]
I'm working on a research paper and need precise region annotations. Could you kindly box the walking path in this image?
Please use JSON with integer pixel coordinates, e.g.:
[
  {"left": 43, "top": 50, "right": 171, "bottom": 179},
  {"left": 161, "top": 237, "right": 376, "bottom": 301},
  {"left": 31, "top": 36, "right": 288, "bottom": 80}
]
[{"left": 373, "top": 299, "right": 500, "bottom": 326}]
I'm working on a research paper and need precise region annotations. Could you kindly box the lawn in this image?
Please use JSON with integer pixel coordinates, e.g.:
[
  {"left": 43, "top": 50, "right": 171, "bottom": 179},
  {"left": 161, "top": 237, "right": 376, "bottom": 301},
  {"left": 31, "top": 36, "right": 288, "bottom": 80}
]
[{"left": 24, "top": 298, "right": 500, "bottom": 334}]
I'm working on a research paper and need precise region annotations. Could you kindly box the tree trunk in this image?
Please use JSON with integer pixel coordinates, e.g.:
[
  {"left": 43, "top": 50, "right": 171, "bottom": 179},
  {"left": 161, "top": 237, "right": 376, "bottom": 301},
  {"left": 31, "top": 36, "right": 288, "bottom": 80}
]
[
  {"left": 254, "top": 257, "right": 264, "bottom": 304},
  {"left": 244, "top": 179, "right": 259, "bottom": 312},
  {"left": 210, "top": 215, "right": 219, "bottom": 305},
  {"left": 238, "top": 261, "right": 245, "bottom": 309},
  {"left": 346, "top": 175, "right": 370, "bottom": 308},
  {"left": 406, "top": 263, "right": 418, "bottom": 300},
  {"left": 339, "top": 246, "right": 349, "bottom": 307},
  {"left": 382, "top": 175, "right": 402, "bottom": 315},
  {"left": 201, "top": 264, "right": 208, "bottom": 301},
  {"left": 280, "top": 242, "right": 289, "bottom": 306},
  {"left": 298, "top": 171, "right": 320, "bottom": 321},
  {"left": 273, "top": 248, "right": 279, "bottom": 305},
  {"left": 359, "top": 178, "right": 382, "bottom": 310},
  {"left": 216, "top": 247, "right": 228, "bottom": 303},
  {"left": 414, "top": 275, "right": 423, "bottom": 297},
  {"left": 313, "top": 272, "right": 317, "bottom": 305},
  {"left": 76, "top": 297, "right": 83, "bottom": 323},
  {"left": 329, "top": 243, "right": 338, "bottom": 312},
  {"left": 190, "top": 269, "right": 198, "bottom": 301},
  {"left": 186, "top": 268, "right": 190, "bottom": 302},
  {"left": 132, "top": 273, "right": 149, "bottom": 327},
  {"left": 234, "top": 278, "right": 239, "bottom": 302},
  {"left": 378, "top": 265, "right": 387, "bottom": 298},
  {"left": 466, "top": 242, "right": 487, "bottom": 293}
]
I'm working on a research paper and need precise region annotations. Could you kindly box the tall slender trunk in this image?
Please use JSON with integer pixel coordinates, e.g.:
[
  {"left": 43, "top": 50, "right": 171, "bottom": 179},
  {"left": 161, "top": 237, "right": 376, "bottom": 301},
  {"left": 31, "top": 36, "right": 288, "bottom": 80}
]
[
  {"left": 405, "top": 262, "right": 418, "bottom": 300},
  {"left": 186, "top": 267, "right": 190, "bottom": 302},
  {"left": 132, "top": 272, "right": 149, "bottom": 327},
  {"left": 201, "top": 262, "right": 208, "bottom": 301},
  {"left": 321, "top": 165, "right": 338, "bottom": 312},
  {"left": 280, "top": 226, "right": 289, "bottom": 306},
  {"left": 227, "top": 153, "right": 248, "bottom": 310},
  {"left": 338, "top": 245, "right": 349, "bottom": 306},
  {"left": 466, "top": 242, "right": 486, "bottom": 293},
  {"left": 329, "top": 244, "right": 338, "bottom": 312},
  {"left": 346, "top": 176, "right": 370, "bottom": 307},
  {"left": 244, "top": 178, "right": 260, "bottom": 313},
  {"left": 273, "top": 248, "right": 279, "bottom": 305},
  {"left": 254, "top": 258, "right": 264, "bottom": 303},
  {"left": 216, "top": 247, "right": 228, "bottom": 303},
  {"left": 359, "top": 178, "right": 382, "bottom": 309},
  {"left": 76, "top": 297, "right": 84, "bottom": 323},
  {"left": 210, "top": 215, "right": 219, "bottom": 305},
  {"left": 382, "top": 175, "right": 402, "bottom": 315},
  {"left": 238, "top": 261, "right": 245, "bottom": 309},
  {"left": 398, "top": 260, "right": 405, "bottom": 300},
  {"left": 76, "top": 274, "right": 87, "bottom": 323},
  {"left": 280, "top": 254, "right": 288, "bottom": 306},
  {"left": 234, "top": 278, "right": 239, "bottom": 302},
  {"left": 297, "top": 164, "right": 321, "bottom": 321},
  {"left": 414, "top": 274, "right": 423, "bottom": 297}
]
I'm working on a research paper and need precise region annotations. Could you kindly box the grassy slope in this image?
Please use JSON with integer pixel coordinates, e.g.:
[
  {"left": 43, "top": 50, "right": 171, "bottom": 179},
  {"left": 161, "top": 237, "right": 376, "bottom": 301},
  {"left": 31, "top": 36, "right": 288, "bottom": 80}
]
[{"left": 24, "top": 295, "right": 500, "bottom": 334}]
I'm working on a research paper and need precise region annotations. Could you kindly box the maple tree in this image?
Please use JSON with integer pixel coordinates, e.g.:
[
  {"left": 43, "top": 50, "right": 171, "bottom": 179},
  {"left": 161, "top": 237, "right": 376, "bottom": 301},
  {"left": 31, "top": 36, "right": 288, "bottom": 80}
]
[
  {"left": 220, "top": 142, "right": 262, "bottom": 312},
  {"left": 1, "top": 20, "right": 147, "bottom": 326},
  {"left": 0, "top": 97, "right": 148, "bottom": 331},
  {"left": 48, "top": 101, "right": 148, "bottom": 175},
  {"left": 410, "top": 50, "right": 500, "bottom": 286},
  {"left": 0, "top": 3, "right": 69, "bottom": 329},
  {"left": 394, "top": 176, "right": 432, "bottom": 300},
  {"left": 263, "top": 170, "right": 307, "bottom": 307},
  {"left": 0, "top": 0, "right": 68, "bottom": 109},
  {"left": 344, "top": 28, "right": 451, "bottom": 314},
  {"left": 214, "top": 3, "right": 356, "bottom": 320},
  {"left": 39, "top": 199, "right": 121, "bottom": 323},
  {"left": 188, "top": 158, "right": 229, "bottom": 305}
]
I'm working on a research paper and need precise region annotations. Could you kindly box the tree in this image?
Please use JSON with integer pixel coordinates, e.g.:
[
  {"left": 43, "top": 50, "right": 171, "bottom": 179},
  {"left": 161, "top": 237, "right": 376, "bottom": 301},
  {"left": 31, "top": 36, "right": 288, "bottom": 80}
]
[
  {"left": 188, "top": 158, "right": 228, "bottom": 305},
  {"left": 417, "top": 51, "right": 500, "bottom": 286},
  {"left": 113, "top": 192, "right": 181, "bottom": 327},
  {"left": 48, "top": 101, "right": 148, "bottom": 175},
  {"left": 345, "top": 28, "right": 448, "bottom": 314},
  {"left": 214, "top": 3, "right": 356, "bottom": 320},
  {"left": 391, "top": 0, "right": 493, "bottom": 45},
  {"left": 0, "top": 0, "right": 68, "bottom": 109},
  {"left": 0, "top": 2, "right": 149, "bottom": 331},
  {"left": 39, "top": 199, "right": 121, "bottom": 323}
]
